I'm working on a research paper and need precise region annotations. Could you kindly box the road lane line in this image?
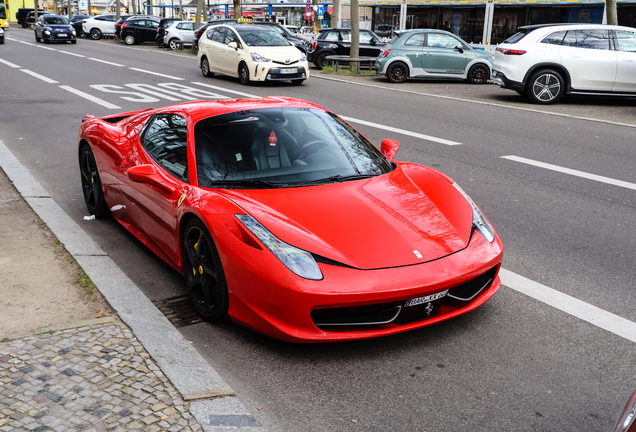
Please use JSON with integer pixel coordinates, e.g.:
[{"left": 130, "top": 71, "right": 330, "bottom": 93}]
[
  {"left": 500, "top": 268, "right": 636, "bottom": 343},
  {"left": 89, "top": 58, "right": 125, "bottom": 67},
  {"left": 18, "top": 40, "right": 35, "bottom": 46},
  {"left": 190, "top": 82, "right": 259, "bottom": 98},
  {"left": 129, "top": 67, "right": 184, "bottom": 80},
  {"left": 21, "top": 70, "right": 59, "bottom": 84},
  {"left": 341, "top": 116, "right": 462, "bottom": 146},
  {"left": 502, "top": 155, "right": 636, "bottom": 191},
  {"left": 0, "top": 58, "right": 21, "bottom": 68},
  {"left": 59, "top": 85, "right": 121, "bottom": 109},
  {"left": 59, "top": 50, "right": 85, "bottom": 58},
  {"left": 36, "top": 45, "right": 57, "bottom": 51}
]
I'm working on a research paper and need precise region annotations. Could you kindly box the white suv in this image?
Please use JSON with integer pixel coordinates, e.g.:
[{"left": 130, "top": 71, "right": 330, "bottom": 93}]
[
  {"left": 491, "top": 24, "right": 636, "bottom": 104},
  {"left": 82, "top": 14, "right": 116, "bottom": 40}
]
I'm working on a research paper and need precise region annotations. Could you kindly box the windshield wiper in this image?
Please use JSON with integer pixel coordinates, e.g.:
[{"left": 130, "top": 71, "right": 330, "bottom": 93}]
[
  {"left": 294, "top": 174, "right": 376, "bottom": 186},
  {"left": 205, "top": 179, "right": 288, "bottom": 189}
]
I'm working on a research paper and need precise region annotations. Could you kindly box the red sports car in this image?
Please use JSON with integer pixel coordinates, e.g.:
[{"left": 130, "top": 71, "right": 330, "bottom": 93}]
[{"left": 78, "top": 97, "right": 503, "bottom": 343}]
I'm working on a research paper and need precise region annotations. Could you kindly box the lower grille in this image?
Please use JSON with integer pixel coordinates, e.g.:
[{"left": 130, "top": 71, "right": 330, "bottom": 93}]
[{"left": 447, "top": 266, "right": 498, "bottom": 301}]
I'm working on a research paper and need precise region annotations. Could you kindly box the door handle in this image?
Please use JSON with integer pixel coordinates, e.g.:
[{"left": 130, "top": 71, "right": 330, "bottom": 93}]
[{"left": 569, "top": 54, "right": 581, "bottom": 58}]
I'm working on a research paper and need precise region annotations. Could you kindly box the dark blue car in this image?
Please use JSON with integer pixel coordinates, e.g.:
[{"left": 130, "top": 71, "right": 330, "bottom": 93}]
[{"left": 34, "top": 15, "right": 76, "bottom": 44}]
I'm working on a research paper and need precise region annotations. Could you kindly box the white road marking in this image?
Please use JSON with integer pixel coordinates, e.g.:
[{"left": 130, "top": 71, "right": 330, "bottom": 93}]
[
  {"left": 0, "top": 58, "right": 21, "bottom": 68},
  {"left": 59, "top": 50, "right": 86, "bottom": 58},
  {"left": 129, "top": 67, "right": 184, "bottom": 81},
  {"left": 502, "top": 155, "right": 636, "bottom": 191},
  {"left": 191, "top": 82, "right": 259, "bottom": 98},
  {"left": 89, "top": 58, "right": 125, "bottom": 67},
  {"left": 59, "top": 85, "right": 121, "bottom": 109},
  {"left": 341, "top": 116, "right": 462, "bottom": 146},
  {"left": 36, "top": 45, "right": 57, "bottom": 51},
  {"left": 500, "top": 268, "right": 636, "bottom": 343},
  {"left": 20, "top": 69, "right": 59, "bottom": 84},
  {"left": 18, "top": 40, "right": 35, "bottom": 46}
]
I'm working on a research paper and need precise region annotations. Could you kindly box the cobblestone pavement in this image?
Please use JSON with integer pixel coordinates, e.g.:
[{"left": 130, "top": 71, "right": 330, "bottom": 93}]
[{"left": 0, "top": 321, "right": 203, "bottom": 431}]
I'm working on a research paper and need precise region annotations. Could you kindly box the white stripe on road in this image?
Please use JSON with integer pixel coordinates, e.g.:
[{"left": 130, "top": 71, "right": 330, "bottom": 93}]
[
  {"left": 36, "top": 45, "right": 57, "bottom": 51},
  {"left": 191, "top": 82, "right": 259, "bottom": 98},
  {"left": 502, "top": 155, "right": 636, "bottom": 191},
  {"left": 129, "top": 68, "right": 184, "bottom": 81},
  {"left": 89, "top": 58, "right": 125, "bottom": 67},
  {"left": 341, "top": 116, "right": 462, "bottom": 146},
  {"left": 500, "top": 268, "right": 636, "bottom": 343},
  {"left": 0, "top": 58, "right": 21, "bottom": 68},
  {"left": 20, "top": 69, "right": 59, "bottom": 84},
  {"left": 59, "top": 50, "right": 85, "bottom": 58},
  {"left": 18, "top": 40, "right": 35, "bottom": 46},
  {"left": 59, "top": 85, "right": 121, "bottom": 110}
]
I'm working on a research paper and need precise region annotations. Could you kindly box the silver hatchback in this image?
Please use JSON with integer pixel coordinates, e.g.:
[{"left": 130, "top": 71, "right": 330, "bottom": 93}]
[{"left": 163, "top": 20, "right": 195, "bottom": 50}]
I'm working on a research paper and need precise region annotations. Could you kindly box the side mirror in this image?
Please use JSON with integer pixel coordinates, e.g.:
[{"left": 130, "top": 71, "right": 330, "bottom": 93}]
[
  {"left": 228, "top": 41, "right": 238, "bottom": 50},
  {"left": 370, "top": 38, "right": 377, "bottom": 46},
  {"left": 380, "top": 139, "right": 400, "bottom": 161},
  {"left": 455, "top": 46, "right": 464, "bottom": 53},
  {"left": 127, "top": 165, "right": 174, "bottom": 194}
]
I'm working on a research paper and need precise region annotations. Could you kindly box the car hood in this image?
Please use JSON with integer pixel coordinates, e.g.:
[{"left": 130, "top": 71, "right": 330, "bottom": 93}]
[
  {"left": 46, "top": 25, "right": 72, "bottom": 29},
  {"left": 220, "top": 164, "right": 473, "bottom": 270},
  {"left": 249, "top": 45, "right": 304, "bottom": 62}
]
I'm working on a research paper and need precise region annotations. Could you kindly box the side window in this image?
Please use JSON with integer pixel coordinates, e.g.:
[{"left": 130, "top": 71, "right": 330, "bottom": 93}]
[
  {"left": 134, "top": 20, "right": 145, "bottom": 27},
  {"left": 615, "top": 30, "right": 636, "bottom": 52},
  {"left": 184, "top": 22, "right": 194, "bottom": 31},
  {"left": 210, "top": 27, "right": 225, "bottom": 43},
  {"left": 324, "top": 31, "right": 340, "bottom": 41},
  {"left": 340, "top": 31, "right": 351, "bottom": 42},
  {"left": 224, "top": 29, "right": 239, "bottom": 46},
  {"left": 95, "top": 16, "right": 105, "bottom": 21},
  {"left": 141, "top": 114, "right": 189, "bottom": 182},
  {"left": 404, "top": 33, "right": 425, "bottom": 46},
  {"left": 359, "top": 31, "right": 374, "bottom": 44},
  {"left": 148, "top": 20, "right": 159, "bottom": 29},
  {"left": 427, "top": 33, "right": 460, "bottom": 49},
  {"left": 541, "top": 30, "right": 567, "bottom": 45},
  {"left": 577, "top": 29, "right": 610, "bottom": 50},
  {"left": 562, "top": 30, "right": 577, "bottom": 47}
]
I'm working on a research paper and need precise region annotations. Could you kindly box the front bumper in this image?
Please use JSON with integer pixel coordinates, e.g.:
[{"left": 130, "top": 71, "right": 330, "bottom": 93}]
[
  {"left": 251, "top": 61, "right": 310, "bottom": 82},
  {"left": 492, "top": 70, "right": 524, "bottom": 92}
]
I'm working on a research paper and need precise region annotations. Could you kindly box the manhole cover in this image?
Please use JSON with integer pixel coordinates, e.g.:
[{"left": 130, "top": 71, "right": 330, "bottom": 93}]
[{"left": 152, "top": 295, "right": 203, "bottom": 328}]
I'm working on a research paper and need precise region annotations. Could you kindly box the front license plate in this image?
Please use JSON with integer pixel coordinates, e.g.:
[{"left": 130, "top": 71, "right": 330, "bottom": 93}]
[
  {"left": 405, "top": 290, "right": 448, "bottom": 307},
  {"left": 279, "top": 68, "right": 297, "bottom": 74},
  {"left": 58, "top": 33, "right": 67, "bottom": 37}
]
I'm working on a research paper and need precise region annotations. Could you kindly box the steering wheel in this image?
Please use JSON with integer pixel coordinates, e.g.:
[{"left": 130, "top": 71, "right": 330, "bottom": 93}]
[{"left": 295, "top": 141, "right": 329, "bottom": 161}]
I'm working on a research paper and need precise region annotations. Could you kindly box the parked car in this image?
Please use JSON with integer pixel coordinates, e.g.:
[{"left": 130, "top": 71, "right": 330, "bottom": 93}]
[
  {"left": 492, "top": 23, "right": 636, "bottom": 104},
  {"left": 77, "top": 97, "right": 503, "bottom": 342},
  {"left": 198, "top": 23, "right": 308, "bottom": 84},
  {"left": 70, "top": 14, "right": 90, "bottom": 37},
  {"left": 163, "top": 20, "right": 195, "bottom": 50},
  {"left": 156, "top": 17, "right": 182, "bottom": 47},
  {"left": 375, "top": 29, "right": 493, "bottom": 84},
  {"left": 16, "top": 8, "right": 46, "bottom": 27},
  {"left": 308, "top": 28, "right": 385, "bottom": 70},
  {"left": 121, "top": 16, "right": 160, "bottom": 45},
  {"left": 0, "top": 27, "right": 4, "bottom": 44},
  {"left": 252, "top": 21, "right": 310, "bottom": 53},
  {"left": 34, "top": 14, "right": 76, "bottom": 44},
  {"left": 82, "top": 14, "right": 116, "bottom": 40},
  {"left": 25, "top": 11, "right": 51, "bottom": 27},
  {"left": 192, "top": 19, "right": 237, "bottom": 51},
  {"left": 615, "top": 388, "right": 636, "bottom": 432},
  {"left": 114, "top": 14, "right": 134, "bottom": 38}
]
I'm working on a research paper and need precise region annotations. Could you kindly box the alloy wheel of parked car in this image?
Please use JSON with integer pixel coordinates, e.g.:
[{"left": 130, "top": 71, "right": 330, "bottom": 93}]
[
  {"left": 169, "top": 38, "right": 179, "bottom": 50},
  {"left": 124, "top": 34, "right": 136, "bottom": 45},
  {"left": 387, "top": 62, "right": 408, "bottom": 83},
  {"left": 527, "top": 69, "right": 564, "bottom": 104},
  {"left": 79, "top": 145, "right": 108, "bottom": 218},
  {"left": 182, "top": 218, "right": 228, "bottom": 322},
  {"left": 201, "top": 57, "right": 214, "bottom": 77},
  {"left": 315, "top": 52, "right": 328, "bottom": 70},
  {"left": 467, "top": 64, "right": 489, "bottom": 84},
  {"left": 239, "top": 62, "right": 250, "bottom": 85},
  {"left": 90, "top": 28, "right": 102, "bottom": 40}
]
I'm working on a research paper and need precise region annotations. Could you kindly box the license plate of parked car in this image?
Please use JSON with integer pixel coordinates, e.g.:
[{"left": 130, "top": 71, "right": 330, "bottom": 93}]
[
  {"left": 405, "top": 290, "right": 449, "bottom": 307},
  {"left": 279, "top": 68, "right": 297, "bottom": 74}
]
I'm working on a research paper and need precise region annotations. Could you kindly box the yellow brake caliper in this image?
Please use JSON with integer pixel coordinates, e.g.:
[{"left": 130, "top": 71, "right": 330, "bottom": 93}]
[{"left": 192, "top": 240, "right": 199, "bottom": 276}]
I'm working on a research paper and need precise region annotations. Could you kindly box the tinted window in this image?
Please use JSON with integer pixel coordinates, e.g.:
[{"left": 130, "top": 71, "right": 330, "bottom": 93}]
[
  {"left": 404, "top": 33, "right": 425, "bottom": 46},
  {"left": 615, "top": 30, "right": 636, "bottom": 52},
  {"left": 142, "top": 114, "right": 189, "bottom": 181},
  {"left": 148, "top": 20, "right": 158, "bottom": 29},
  {"left": 209, "top": 27, "right": 225, "bottom": 43},
  {"left": 541, "top": 30, "right": 567, "bottom": 45},
  {"left": 324, "top": 31, "right": 343, "bottom": 41},
  {"left": 177, "top": 22, "right": 194, "bottom": 31},
  {"left": 562, "top": 30, "right": 577, "bottom": 47},
  {"left": 359, "top": 31, "right": 376, "bottom": 44},
  {"left": 503, "top": 30, "right": 529, "bottom": 44},
  {"left": 577, "top": 30, "right": 610, "bottom": 50},
  {"left": 224, "top": 28, "right": 239, "bottom": 46}
]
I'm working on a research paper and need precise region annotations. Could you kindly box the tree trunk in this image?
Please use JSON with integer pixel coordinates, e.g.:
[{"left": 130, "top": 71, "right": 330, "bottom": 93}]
[
  {"left": 349, "top": 0, "right": 359, "bottom": 70},
  {"left": 87, "top": 0, "right": 92, "bottom": 15},
  {"left": 233, "top": 0, "right": 241, "bottom": 19},
  {"left": 606, "top": 0, "right": 618, "bottom": 25},
  {"left": 146, "top": 0, "right": 152, "bottom": 15},
  {"left": 67, "top": 0, "right": 71, "bottom": 18},
  {"left": 195, "top": 0, "right": 204, "bottom": 30},
  {"left": 312, "top": 0, "right": 317, "bottom": 32},
  {"left": 115, "top": 0, "right": 120, "bottom": 21},
  {"left": 131, "top": 0, "right": 136, "bottom": 15},
  {"left": 332, "top": 0, "right": 339, "bottom": 28},
  {"left": 34, "top": 0, "right": 38, "bottom": 22}
]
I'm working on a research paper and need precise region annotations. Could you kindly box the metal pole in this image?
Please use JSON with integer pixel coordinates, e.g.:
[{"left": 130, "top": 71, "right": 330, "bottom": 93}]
[
  {"left": 399, "top": 0, "right": 406, "bottom": 30},
  {"left": 482, "top": 0, "right": 494, "bottom": 45}
]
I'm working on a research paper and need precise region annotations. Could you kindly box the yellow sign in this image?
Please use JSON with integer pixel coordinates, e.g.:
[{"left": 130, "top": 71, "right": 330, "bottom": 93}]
[{"left": 238, "top": 17, "right": 252, "bottom": 24}]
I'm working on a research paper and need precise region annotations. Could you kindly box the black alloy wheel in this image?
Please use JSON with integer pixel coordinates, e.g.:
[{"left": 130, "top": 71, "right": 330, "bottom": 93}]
[
  {"left": 201, "top": 57, "right": 214, "bottom": 77},
  {"left": 79, "top": 145, "right": 108, "bottom": 218},
  {"left": 386, "top": 62, "right": 408, "bottom": 83},
  {"left": 315, "top": 52, "right": 328, "bottom": 70},
  {"left": 182, "top": 219, "right": 229, "bottom": 321},
  {"left": 527, "top": 69, "right": 565, "bottom": 104},
  {"left": 238, "top": 62, "right": 250, "bottom": 85},
  {"left": 467, "top": 63, "right": 489, "bottom": 84},
  {"left": 90, "top": 28, "right": 102, "bottom": 40}
]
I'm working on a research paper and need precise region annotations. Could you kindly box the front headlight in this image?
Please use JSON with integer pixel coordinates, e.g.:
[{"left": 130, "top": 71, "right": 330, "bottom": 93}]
[
  {"left": 235, "top": 214, "right": 323, "bottom": 280},
  {"left": 452, "top": 182, "right": 495, "bottom": 243},
  {"left": 45, "top": 30, "right": 51, "bottom": 35},
  {"left": 251, "top": 52, "right": 270, "bottom": 62},
  {"left": 72, "top": 29, "right": 76, "bottom": 35},
  {"left": 301, "top": 52, "right": 307, "bottom": 61}
]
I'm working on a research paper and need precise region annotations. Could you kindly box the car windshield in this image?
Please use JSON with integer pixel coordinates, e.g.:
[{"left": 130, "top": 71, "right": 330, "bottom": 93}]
[
  {"left": 0, "top": 3, "right": 6, "bottom": 19},
  {"left": 236, "top": 28, "right": 289, "bottom": 46},
  {"left": 44, "top": 16, "right": 69, "bottom": 24},
  {"left": 194, "top": 108, "right": 393, "bottom": 188}
]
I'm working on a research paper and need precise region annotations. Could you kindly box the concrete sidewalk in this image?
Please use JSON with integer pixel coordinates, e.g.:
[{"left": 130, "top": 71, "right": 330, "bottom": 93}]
[{"left": 0, "top": 139, "right": 266, "bottom": 431}]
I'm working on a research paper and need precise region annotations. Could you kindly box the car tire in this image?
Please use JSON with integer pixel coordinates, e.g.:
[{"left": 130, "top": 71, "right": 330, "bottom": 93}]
[
  {"left": 201, "top": 57, "right": 214, "bottom": 77},
  {"left": 467, "top": 63, "right": 489, "bottom": 84},
  {"left": 315, "top": 52, "right": 328, "bottom": 70},
  {"left": 124, "top": 34, "right": 136, "bottom": 45},
  {"left": 90, "top": 28, "right": 102, "bottom": 40},
  {"left": 169, "top": 38, "right": 179, "bottom": 50},
  {"left": 71, "top": 40, "right": 77, "bottom": 44},
  {"left": 182, "top": 218, "right": 229, "bottom": 322},
  {"left": 238, "top": 62, "right": 250, "bottom": 85},
  {"left": 79, "top": 145, "right": 109, "bottom": 218},
  {"left": 526, "top": 69, "right": 565, "bottom": 104},
  {"left": 386, "top": 62, "right": 408, "bottom": 83}
]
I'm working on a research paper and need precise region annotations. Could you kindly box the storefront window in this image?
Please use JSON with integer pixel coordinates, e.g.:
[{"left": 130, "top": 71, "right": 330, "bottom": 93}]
[{"left": 491, "top": 7, "right": 526, "bottom": 45}]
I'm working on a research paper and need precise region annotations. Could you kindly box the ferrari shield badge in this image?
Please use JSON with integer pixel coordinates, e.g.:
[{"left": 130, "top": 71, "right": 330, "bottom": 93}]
[
  {"left": 178, "top": 194, "right": 187, "bottom": 207},
  {"left": 413, "top": 250, "right": 423, "bottom": 258}
]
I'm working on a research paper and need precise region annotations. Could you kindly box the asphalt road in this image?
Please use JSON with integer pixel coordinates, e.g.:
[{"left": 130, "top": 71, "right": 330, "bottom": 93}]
[{"left": 1, "top": 28, "right": 635, "bottom": 432}]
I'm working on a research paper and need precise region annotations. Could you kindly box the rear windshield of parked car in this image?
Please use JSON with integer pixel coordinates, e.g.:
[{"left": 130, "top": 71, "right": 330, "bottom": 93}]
[
  {"left": 503, "top": 30, "right": 529, "bottom": 44},
  {"left": 236, "top": 28, "right": 289, "bottom": 46}
]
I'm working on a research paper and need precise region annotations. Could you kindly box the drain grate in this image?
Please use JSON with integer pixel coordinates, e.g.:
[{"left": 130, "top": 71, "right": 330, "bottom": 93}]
[{"left": 152, "top": 295, "right": 203, "bottom": 328}]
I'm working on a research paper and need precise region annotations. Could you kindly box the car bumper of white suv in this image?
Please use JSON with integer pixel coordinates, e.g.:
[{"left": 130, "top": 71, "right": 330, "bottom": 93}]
[{"left": 492, "top": 70, "right": 525, "bottom": 93}]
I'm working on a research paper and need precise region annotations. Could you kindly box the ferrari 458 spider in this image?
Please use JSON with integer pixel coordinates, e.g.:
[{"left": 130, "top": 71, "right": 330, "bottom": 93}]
[{"left": 78, "top": 97, "right": 503, "bottom": 343}]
